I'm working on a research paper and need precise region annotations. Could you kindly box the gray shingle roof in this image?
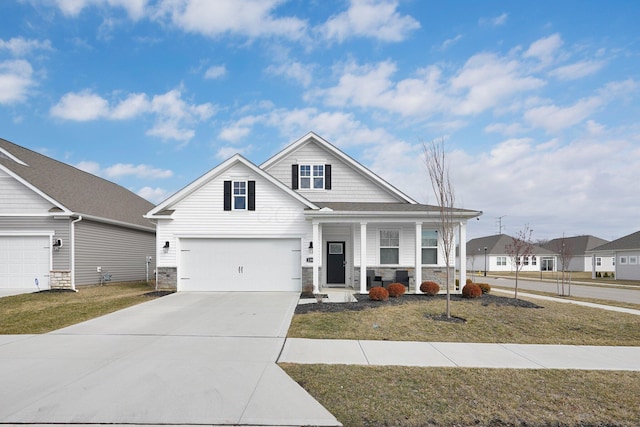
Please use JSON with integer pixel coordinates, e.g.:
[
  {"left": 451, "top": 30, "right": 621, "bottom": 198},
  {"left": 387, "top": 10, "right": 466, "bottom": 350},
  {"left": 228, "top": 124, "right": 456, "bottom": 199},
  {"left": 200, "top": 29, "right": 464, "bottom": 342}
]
[
  {"left": 589, "top": 230, "right": 640, "bottom": 252},
  {"left": 0, "top": 137, "right": 154, "bottom": 230},
  {"left": 467, "top": 234, "right": 557, "bottom": 256},
  {"left": 542, "top": 235, "right": 609, "bottom": 256}
]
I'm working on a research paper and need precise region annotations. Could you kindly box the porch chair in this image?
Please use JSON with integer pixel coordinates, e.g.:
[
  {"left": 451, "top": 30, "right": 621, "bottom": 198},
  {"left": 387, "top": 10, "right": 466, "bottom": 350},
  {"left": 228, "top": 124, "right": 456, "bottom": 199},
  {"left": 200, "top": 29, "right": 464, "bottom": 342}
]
[
  {"left": 395, "top": 270, "right": 410, "bottom": 288},
  {"left": 366, "top": 269, "right": 383, "bottom": 289}
]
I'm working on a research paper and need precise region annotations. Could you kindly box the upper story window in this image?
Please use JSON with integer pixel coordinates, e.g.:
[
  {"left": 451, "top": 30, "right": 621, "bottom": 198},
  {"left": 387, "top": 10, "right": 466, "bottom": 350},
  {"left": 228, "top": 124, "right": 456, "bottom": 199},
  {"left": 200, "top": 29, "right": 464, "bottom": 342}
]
[
  {"left": 421, "top": 230, "right": 438, "bottom": 265},
  {"left": 292, "top": 164, "right": 332, "bottom": 190},
  {"left": 233, "top": 181, "right": 246, "bottom": 210},
  {"left": 299, "top": 164, "right": 324, "bottom": 189}
]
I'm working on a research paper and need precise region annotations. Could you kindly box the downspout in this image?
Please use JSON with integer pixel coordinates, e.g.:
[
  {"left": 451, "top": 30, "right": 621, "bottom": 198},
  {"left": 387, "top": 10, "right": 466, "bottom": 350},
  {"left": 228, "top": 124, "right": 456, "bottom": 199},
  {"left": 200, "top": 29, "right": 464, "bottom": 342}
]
[{"left": 70, "top": 215, "right": 83, "bottom": 291}]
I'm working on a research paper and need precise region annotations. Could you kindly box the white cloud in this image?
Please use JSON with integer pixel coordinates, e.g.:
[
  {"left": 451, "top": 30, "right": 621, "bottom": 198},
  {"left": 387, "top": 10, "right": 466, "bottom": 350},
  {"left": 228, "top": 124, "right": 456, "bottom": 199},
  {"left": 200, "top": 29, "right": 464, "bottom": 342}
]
[
  {"left": 74, "top": 160, "right": 101, "bottom": 175},
  {"left": 480, "top": 13, "right": 508, "bottom": 27},
  {"left": 50, "top": 88, "right": 216, "bottom": 142},
  {"left": 549, "top": 60, "right": 606, "bottom": 81},
  {"left": 204, "top": 65, "right": 226, "bottom": 80},
  {"left": 54, "top": 0, "right": 148, "bottom": 20},
  {"left": 137, "top": 186, "right": 171, "bottom": 203},
  {"left": 154, "top": 0, "right": 307, "bottom": 40},
  {"left": 319, "top": 0, "right": 420, "bottom": 42},
  {"left": 440, "top": 34, "right": 462, "bottom": 50},
  {"left": 216, "top": 144, "right": 253, "bottom": 160},
  {"left": 0, "top": 37, "right": 53, "bottom": 56},
  {"left": 523, "top": 33, "right": 563, "bottom": 65},
  {"left": 0, "top": 60, "right": 35, "bottom": 104},
  {"left": 524, "top": 97, "right": 603, "bottom": 133},
  {"left": 50, "top": 90, "right": 110, "bottom": 120},
  {"left": 266, "top": 61, "right": 314, "bottom": 87},
  {"left": 103, "top": 163, "right": 173, "bottom": 179}
]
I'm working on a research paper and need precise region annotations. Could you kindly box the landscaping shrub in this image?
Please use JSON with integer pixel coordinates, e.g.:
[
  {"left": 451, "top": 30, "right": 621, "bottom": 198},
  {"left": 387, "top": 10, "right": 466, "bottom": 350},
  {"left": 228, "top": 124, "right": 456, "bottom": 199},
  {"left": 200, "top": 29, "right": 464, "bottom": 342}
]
[
  {"left": 419, "top": 281, "right": 440, "bottom": 296},
  {"left": 466, "top": 278, "right": 473, "bottom": 285},
  {"left": 462, "top": 283, "right": 482, "bottom": 298},
  {"left": 476, "top": 282, "right": 491, "bottom": 294},
  {"left": 369, "top": 286, "right": 389, "bottom": 301},
  {"left": 386, "top": 283, "right": 406, "bottom": 297}
]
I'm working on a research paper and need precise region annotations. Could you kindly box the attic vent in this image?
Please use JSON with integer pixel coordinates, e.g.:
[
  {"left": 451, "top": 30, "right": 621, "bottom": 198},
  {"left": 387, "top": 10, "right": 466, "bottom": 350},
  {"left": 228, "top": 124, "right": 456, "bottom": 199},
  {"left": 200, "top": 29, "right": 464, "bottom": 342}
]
[{"left": 0, "top": 148, "right": 28, "bottom": 166}]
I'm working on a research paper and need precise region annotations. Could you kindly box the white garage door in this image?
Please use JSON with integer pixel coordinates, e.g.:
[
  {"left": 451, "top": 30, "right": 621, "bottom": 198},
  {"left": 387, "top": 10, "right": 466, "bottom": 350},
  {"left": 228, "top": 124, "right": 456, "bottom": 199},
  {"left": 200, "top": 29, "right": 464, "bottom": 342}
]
[
  {"left": 0, "top": 236, "right": 51, "bottom": 289},
  {"left": 179, "top": 238, "right": 301, "bottom": 292}
]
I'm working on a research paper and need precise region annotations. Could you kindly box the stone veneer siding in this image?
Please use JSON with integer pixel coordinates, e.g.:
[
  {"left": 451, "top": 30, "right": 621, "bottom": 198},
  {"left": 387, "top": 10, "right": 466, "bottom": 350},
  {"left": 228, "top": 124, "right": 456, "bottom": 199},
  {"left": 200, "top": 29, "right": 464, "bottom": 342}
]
[
  {"left": 157, "top": 267, "right": 177, "bottom": 290},
  {"left": 50, "top": 270, "right": 72, "bottom": 290},
  {"left": 353, "top": 266, "right": 457, "bottom": 293}
]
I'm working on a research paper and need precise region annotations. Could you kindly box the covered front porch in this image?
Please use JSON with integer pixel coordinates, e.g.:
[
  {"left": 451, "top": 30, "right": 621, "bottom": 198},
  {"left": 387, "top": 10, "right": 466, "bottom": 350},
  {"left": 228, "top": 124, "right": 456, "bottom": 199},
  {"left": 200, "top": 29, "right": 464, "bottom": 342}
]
[{"left": 303, "top": 203, "right": 480, "bottom": 294}]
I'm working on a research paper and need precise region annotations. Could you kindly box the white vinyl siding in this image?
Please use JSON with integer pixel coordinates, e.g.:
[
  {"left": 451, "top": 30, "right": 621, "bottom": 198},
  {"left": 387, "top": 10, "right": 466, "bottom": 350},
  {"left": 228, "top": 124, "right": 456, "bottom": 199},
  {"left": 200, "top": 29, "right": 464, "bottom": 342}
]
[
  {"left": 263, "top": 139, "right": 403, "bottom": 203},
  {"left": 0, "top": 170, "right": 54, "bottom": 214},
  {"left": 156, "top": 162, "right": 309, "bottom": 268}
]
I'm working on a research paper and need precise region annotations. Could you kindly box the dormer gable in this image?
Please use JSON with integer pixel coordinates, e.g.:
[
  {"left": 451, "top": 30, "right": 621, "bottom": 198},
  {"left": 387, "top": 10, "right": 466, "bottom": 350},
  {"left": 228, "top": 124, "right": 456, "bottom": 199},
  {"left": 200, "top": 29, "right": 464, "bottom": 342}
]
[{"left": 261, "top": 132, "right": 416, "bottom": 204}]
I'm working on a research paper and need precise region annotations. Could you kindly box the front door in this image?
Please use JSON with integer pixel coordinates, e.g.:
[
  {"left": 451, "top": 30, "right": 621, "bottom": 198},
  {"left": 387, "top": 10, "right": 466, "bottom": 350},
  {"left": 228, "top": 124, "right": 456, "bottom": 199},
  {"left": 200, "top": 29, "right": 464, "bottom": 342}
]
[{"left": 327, "top": 241, "right": 346, "bottom": 285}]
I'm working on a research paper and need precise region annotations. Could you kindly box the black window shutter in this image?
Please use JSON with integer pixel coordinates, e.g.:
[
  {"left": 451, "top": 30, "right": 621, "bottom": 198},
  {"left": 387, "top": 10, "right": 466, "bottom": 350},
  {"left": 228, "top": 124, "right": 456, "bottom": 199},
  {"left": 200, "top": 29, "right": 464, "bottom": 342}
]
[
  {"left": 248, "top": 180, "right": 256, "bottom": 211},
  {"left": 223, "top": 180, "right": 231, "bottom": 211},
  {"left": 292, "top": 164, "right": 299, "bottom": 189},
  {"left": 325, "top": 164, "right": 332, "bottom": 190}
]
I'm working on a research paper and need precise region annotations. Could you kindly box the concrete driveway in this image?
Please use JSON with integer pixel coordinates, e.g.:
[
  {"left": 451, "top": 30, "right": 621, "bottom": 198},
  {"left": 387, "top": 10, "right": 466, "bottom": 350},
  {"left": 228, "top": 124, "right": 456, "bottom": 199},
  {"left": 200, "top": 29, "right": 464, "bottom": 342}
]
[{"left": 0, "top": 292, "right": 341, "bottom": 426}]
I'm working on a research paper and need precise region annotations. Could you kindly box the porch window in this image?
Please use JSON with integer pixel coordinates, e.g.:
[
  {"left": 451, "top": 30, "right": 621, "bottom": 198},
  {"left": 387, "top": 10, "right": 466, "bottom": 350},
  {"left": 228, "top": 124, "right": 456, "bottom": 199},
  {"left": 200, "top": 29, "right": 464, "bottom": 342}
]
[
  {"left": 380, "top": 229, "right": 399, "bottom": 264},
  {"left": 421, "top": 230, "right": 438, "bottom": 264}
]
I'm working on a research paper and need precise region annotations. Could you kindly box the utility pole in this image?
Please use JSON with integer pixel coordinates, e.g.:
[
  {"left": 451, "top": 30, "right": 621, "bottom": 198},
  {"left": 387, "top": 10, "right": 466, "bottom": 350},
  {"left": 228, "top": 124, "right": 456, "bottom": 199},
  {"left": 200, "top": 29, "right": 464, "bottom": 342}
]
[{"left": 496, "top": 216, "right": 506, "bottom": 234}]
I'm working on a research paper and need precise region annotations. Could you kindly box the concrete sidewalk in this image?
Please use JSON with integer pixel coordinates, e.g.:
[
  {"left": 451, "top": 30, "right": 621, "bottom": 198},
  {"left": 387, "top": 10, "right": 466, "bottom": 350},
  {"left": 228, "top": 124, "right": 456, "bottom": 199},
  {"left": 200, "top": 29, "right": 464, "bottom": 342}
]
[{"left": 279, "top": 339, "right": 640, "bottom": 370}]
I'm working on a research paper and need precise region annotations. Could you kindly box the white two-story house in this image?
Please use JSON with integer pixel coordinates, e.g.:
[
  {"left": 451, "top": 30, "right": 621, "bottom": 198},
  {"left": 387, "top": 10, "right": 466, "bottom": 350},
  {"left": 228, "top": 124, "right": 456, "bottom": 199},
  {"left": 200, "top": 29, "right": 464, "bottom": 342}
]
[{"left": 145, "top": 132, "right": 482, "bottom": 294}]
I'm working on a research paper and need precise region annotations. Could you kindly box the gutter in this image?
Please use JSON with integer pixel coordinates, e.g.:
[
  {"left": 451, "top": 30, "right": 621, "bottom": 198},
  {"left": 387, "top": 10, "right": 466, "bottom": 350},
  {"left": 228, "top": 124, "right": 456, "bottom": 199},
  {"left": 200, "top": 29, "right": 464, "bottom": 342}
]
[{"left": 70, "top": 215, "right": 82, "bottom": 291}]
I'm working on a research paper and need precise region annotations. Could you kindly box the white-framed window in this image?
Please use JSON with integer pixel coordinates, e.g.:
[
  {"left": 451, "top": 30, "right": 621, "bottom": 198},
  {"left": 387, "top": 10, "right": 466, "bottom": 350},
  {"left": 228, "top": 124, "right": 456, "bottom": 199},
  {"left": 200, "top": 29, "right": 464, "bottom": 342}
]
[
  {"left": 596, "top": 257, "right": 602, "bottom": 267},
  {"left": 497, "top": 256, "right": 507, "bottom": 266},
  {"left": 620, "top": 256, "right": 627, "bottom": 264},
  {"left": 299, "top": 164, "right": 324, "bottom": 189},
  {"left": 380, "top": 229, "right": 400, "bottom": 265},
  {"left": 523, "top": 256, "right": 529, "bottom": 265},
  {"left": 233, "top": 181, "right": 246, "bottom": 210},
  {"left": 612, "top": 257, "right": 615, "bottom": 266},
  {"left": 630, "top": 256, "right": 638, "bottom": 265},
  {"left": 421, "top": 230, "right": 438, "bottom": 265},
  {"left": 532, "top": 256, "right": 537, "bottom": 266}
]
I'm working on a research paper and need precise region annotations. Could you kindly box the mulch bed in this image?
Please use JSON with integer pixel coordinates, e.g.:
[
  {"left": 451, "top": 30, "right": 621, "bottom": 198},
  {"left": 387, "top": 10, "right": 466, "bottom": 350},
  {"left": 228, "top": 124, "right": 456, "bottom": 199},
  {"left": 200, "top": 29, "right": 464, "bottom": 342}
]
[{"left": 294, "top": 292, "right": 542, "bottom": 314}]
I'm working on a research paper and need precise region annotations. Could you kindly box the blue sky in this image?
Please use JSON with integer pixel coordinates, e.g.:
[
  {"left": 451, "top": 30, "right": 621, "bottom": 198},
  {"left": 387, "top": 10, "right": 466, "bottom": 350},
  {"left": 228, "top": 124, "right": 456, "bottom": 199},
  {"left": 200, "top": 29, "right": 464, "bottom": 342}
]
[{"left": 1, "top": 0, "right": 639, "bottom": 241}]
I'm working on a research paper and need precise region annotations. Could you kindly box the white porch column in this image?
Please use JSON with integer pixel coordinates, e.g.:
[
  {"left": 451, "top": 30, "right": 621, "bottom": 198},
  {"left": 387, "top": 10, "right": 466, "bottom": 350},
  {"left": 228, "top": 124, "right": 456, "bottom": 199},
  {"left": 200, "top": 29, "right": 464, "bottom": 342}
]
[
  {"left": 359, "top": 222, "right": 367, "bottom": 294},
  {"left": 415, "top": 222, "right": 422, "bottom": 294},
  {"left": 312, "top": 221, "right": 322, "bottom": 294},
  {"left": 459, "top": 222, "right": 467, "bottom": 291}
]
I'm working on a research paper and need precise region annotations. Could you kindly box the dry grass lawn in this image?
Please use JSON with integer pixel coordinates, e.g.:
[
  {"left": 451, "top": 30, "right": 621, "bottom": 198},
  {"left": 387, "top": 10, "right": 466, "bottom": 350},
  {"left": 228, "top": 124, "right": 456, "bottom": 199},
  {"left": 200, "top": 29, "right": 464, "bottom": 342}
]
[
  {"left": 0, "top": 282, "right": 163, "bottom": 334},
  {"left": 288, "top": 296, "right": 640, "bottom": 345},
  {"left": 282, "top": 364, "right": 640, "bottom": 427}
]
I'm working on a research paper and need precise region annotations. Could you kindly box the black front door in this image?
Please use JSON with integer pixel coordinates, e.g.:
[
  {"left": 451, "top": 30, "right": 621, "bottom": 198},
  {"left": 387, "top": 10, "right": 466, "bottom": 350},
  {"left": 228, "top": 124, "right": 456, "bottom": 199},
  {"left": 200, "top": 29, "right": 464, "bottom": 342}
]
[{"left": 327, "top": 241, "right": 346, "bottom": 284}]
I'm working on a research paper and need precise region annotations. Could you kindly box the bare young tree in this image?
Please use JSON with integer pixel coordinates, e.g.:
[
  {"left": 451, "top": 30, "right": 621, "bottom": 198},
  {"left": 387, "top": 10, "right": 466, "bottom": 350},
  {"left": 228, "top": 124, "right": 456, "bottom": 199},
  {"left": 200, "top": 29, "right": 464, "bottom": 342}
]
[
  {"left": 505, "top": 225, "right": 534, "bottom": 299},
  {"left": 424, "top": 138, "right": 456, "bottom": 318},
  {"left": 554, "top": 234, "right": 573, "bottom": 296}
]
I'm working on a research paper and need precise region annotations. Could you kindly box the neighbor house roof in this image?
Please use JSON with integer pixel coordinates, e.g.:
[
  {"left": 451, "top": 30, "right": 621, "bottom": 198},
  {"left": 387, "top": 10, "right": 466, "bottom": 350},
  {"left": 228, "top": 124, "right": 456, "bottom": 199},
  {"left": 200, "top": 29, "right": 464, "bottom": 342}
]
[
  {"left": 542, "top": 235, "right": 609, "bottom": 256},
  {"left": 588, "top": 230, "right": 640, "bottom": 252},
  {"left": 467, "top": 234, "right": 557, "bottom": 256},
  {"left": 0, "top": 137, "right": 155, "bottom": 230}
]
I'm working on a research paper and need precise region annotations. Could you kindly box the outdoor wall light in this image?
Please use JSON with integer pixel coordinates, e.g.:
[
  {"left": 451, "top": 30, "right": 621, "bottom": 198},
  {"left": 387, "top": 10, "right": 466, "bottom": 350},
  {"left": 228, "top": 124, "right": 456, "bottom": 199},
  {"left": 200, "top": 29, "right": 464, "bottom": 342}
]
[
  {"left": 52, "top": 238, "right": 63, "bottom": 251},
  {"left": 163, "top": 241, "right": 170, "bottom": 253},
  {"left": 308, "top": 241, "right": 313, "bottom": 254}
]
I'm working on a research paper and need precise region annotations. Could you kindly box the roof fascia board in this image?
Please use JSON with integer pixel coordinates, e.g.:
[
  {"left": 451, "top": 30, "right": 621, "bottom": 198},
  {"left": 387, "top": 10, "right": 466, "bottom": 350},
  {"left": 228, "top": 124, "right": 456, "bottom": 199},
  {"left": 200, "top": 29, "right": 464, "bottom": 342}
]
[
  {"left": 304, "top": 210, "right": 481, "bottom": 221},
  {"left": 147, "top": 154, "right": 318, "bottom": 217},
  {"left": 260, "top": 132, "right": 418, "bottom": 204},
  {"left": 74, "top": 213, "right": 155, "bottom": 232},
  {"left": 0, "top": 147, "right": 28, "bottom": 165},
  {"left": 0, "top": 164, "right": 71, "bottom": 214}
]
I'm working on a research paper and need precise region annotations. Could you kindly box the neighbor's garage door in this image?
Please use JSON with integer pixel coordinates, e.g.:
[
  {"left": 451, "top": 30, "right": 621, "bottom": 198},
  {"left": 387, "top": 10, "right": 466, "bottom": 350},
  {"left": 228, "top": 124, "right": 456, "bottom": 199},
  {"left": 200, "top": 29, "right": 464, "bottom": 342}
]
[
  {"left": 179, "top": 238, "right": 301, "bottom": 292},
  {"left": 0, "top": 236, "right": 50, "bottom": 289}
]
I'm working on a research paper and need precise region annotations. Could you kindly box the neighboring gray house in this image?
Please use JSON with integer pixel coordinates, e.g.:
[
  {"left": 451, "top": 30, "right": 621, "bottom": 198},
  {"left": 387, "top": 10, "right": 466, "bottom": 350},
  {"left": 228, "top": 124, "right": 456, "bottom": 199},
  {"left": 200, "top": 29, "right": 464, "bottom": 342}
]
[
  {"left": 542, "top": 235, "right": 611, "bottom": 273},
  {"left": 0, "top": 137, "right": 156, "bottom": 290},
  {"left": 466, "top": 234, "right": 558, "bottom": 274},
  {"left": 146, "top": 132, "right": 482, "bottom": 294},
  {"left": 587, "top": 231, "right": 640, "bottom": 280}
]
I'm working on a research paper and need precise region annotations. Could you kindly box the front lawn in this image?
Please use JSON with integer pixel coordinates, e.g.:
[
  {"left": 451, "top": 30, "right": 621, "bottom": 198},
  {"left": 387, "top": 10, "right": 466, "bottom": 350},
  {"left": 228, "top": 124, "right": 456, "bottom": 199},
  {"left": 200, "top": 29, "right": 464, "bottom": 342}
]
[
  {"left": 288, "top": 293, "right": 640, "bottom": 346},
  {"left": 0, "top": 282, "right": 166, "bottom": 334}
]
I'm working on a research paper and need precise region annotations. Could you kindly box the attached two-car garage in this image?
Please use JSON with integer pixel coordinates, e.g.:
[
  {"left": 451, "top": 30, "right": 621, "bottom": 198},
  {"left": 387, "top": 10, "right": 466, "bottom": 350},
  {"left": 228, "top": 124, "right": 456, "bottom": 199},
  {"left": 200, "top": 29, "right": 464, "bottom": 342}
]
[{"left": 179, "top": 238, "right": 302, "bottom": 292}]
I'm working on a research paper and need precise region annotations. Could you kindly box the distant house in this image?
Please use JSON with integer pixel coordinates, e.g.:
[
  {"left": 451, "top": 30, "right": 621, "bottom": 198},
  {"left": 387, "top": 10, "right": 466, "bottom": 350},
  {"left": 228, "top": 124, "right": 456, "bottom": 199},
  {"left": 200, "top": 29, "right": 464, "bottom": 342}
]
[
  {"left": 587, "top": 231, "right": 640, "bottom": 280},
  {"left": 541, "top": 235, "right": 612, "bottom": 273},
  {"left": 0, "top": 137, "right": 156, "bottom": 290},
  {"left": 466, "top": 234, "right": 558, "bottom": 274},
  {"left": 146, "top": 132, "right": 482, "bottom": 294}
]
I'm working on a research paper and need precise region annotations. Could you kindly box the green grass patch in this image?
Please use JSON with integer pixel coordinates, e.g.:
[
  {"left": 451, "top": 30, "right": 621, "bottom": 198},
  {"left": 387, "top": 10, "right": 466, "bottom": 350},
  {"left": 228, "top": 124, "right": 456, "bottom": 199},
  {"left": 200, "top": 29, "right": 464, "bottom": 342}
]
[
  {"left": 281, "top": 364, "right": 640, "bottom": 427},
  {"left": 0, "top": 282, "right": 164, "bottom": 334},
  {"left": 288, "top": 296, "right": 640, "bottom": 345}
]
